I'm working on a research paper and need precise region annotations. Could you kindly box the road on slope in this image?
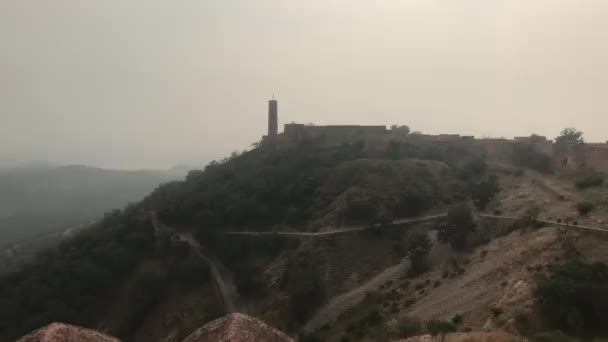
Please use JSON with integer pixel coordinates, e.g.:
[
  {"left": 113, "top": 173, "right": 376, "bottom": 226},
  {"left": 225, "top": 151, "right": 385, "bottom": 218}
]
[
  {"left": 148, "top": 212, "right": 237, "bottom": 313},
  {"left": 218, "top": 213, "right": 608, "bottom": 237},
  {"left": 148, "top": 210, "right": 608, "bottom": 333},
  {"left": 179, "top": 231, "right": 237, "bottom": 313},
  {"left": 220, "top": 214, "right": 448, "bottom": 237}
]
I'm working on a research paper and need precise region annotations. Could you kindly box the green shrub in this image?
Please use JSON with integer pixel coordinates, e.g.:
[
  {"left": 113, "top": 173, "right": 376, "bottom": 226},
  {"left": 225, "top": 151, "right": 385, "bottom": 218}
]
[
  {"left": 355, "top": 309, "right": 382, "bottom": 331},
  {"left": 452, "top": 314, "right": 463, "bottom": 325},
  {"left": 490, "top": 306, "right": 503, "bottom": 317},
  {"left": 168, "top": 258, "right": 210, "bottom": 289},
  {"left": 536, "top": 260, "right": 608, "bottom": 336},
  {"left": 464, "top": 158, "right": 488, "bottom": 176},
  {"left": 283, "top": 253, "right": 325, "bottom": 324},
  {"left": 406, "top": 233, "right": 433, "bottom": 275},
  {"left": 234, "top": 264, "right": 267, "bottom": 297},
  {"left": 514, "top": 312, "right": 530, "bottom": 332},
  {"left": 426, "top": 319, "right": 457, "bottom": 337},
  {"left": 576, "top": 201, "right": 595, "bottom": 216},
  {"left": 396, "top": 316, "right": 423, "bottom": 337},
  {"left": 437, "top": 204, "right": 476, "bottom": 250},
  {"left": 512, "top": 143, "right": 553, "bottom": 173},
  {"left": 393, "top": 243, "right": 406, "bottom": 258},
  {"left": 575, "top": 173, "right": 604, "bottom": 189},
  {"left": 403, "top": 298, "right": 416, "bottom": 308},
  {"left": 470, "top": 175, "right": 500, "bottom": 210}
]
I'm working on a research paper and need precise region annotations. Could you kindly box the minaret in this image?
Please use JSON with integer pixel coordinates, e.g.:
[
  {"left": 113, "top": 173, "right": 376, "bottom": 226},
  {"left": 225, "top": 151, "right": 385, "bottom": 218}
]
[{"left": 268, "top": 96, "right": 278, "bottom": 137}]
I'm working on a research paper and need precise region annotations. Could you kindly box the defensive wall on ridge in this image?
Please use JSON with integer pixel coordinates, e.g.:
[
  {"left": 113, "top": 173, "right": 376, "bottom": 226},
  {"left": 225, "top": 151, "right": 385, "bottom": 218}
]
[
  {"left": 261, "top": 98, "right": 608, "bottom": 173},
  {"left": 273, "top": 123, "right": 608, "bottom": 174},
  {"left": 563, "top": 143, "right": 608, "bottom": 173}
]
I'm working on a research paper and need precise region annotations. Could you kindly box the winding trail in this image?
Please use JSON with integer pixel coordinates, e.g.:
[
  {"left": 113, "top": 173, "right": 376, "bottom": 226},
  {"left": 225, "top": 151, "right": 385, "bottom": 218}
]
[
  {"left": 477, "top": 214, "right": 608, "bottom": 234},
  {"left": 179, "top": 231, "right": 237, "bottom": 313},
  {"left": 217, "top": 213, "right": 608, "bottom": 237},
  {"left": 147, "top": 210, "right": 608, "bottom": 332},
  {"left": 220, "top": 214, "right": 448, "bottom": 237},
  {"left": 148, "top": 212, "right": 237, "bottom": 313}
]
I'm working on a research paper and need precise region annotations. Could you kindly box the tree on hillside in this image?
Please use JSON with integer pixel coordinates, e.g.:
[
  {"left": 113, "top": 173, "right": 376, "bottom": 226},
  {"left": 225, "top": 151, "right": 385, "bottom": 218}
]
[
  {"left": 512, "top": 143, "right": 553, "bottom": 174},
  {"left": 536, "top": 260, "right": 608, "bottom": 336},
  {"left": 390, "top": 125, "right": 411, "bottom": 135},
  {"left": 437, "top": 204, "right": 476, "bottom": 250},
  {"left": 556, "top": 128, "right": 584, "bottom": 145},
  {"left": 283, "top": 252, "right": 325, "bottom": 325},
  {"left": 464, "top": 157, "right": 488, "bottom": 176},
  {"left": 470, "top": 175, "right": 500, "bottom": 210},
  {"left": 427, "top": 320, "right": 457, "bottom": 341},
  {"left": 406, "top": 233, "right": 433, "bottom": 275}
]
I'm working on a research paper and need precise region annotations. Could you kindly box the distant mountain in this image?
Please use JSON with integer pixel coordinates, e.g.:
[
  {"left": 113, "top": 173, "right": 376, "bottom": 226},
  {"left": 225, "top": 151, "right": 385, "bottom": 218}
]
[{"left": 0, "top": 164, "right": 184, "bottom": 246}]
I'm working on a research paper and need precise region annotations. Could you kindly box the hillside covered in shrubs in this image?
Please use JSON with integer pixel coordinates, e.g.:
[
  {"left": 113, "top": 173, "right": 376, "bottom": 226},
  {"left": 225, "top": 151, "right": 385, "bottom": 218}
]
[
  {"left": 0, "top": 141, "right": 504, "bottom": 340},
  {"left": 144, "top": 142, "right": 488, "bottom": 232}
]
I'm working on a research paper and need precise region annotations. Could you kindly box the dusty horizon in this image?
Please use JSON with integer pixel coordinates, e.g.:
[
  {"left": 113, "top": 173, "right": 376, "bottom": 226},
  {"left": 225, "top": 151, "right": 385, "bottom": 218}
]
[{"left": 3, "top": 0, "right": 608, "bottom": 169}]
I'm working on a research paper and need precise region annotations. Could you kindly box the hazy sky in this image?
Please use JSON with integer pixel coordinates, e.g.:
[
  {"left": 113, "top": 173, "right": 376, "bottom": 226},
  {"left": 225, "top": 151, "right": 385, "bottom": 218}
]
[{"left": 2, "top": 0, "right": 608, "bottom": 169}]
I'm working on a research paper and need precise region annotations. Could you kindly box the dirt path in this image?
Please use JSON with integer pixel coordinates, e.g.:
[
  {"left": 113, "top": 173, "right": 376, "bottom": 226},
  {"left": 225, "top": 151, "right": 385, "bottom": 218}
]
[
  {"left": 180, "top": 231, "right": 237, "bottom": 313},
  {"left": 221, "top": 214, "right": 447, "bottom": 237},
  {"left": 303, "top": 258, "right": 410, "bottom": 333},
  {"left": 149, "top": 209, "right": 608, "bottom": 330},
  {"left": 221, "top": 212, "right": 608, "bottom": 237},
  {"left": 148, "top": 212, "right": 237, "bottom": 314}
]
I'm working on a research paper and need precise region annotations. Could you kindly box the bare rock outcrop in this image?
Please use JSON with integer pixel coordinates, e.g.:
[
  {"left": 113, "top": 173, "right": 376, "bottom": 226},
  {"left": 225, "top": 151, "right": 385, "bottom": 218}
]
[
  {"left": 182, "top": 313, "right": 293, "bottom": 342},
  {"left": 17, "top": 314, "right": 292, "bottom": 342},
  {"left": 16, "top": 323, "right": 120, "bottom": 342}
]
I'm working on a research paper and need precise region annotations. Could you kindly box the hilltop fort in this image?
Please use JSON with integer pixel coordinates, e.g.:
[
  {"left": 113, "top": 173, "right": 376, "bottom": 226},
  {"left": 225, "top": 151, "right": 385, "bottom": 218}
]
[{"left": 262, "top": 98, "right": 608, "bottom": 174}]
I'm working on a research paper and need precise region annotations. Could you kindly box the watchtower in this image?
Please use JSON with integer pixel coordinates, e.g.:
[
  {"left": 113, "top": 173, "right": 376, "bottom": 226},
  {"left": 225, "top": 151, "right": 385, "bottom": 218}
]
[{"left": 268, "top": 97, "right": 278, "bottom": 137}]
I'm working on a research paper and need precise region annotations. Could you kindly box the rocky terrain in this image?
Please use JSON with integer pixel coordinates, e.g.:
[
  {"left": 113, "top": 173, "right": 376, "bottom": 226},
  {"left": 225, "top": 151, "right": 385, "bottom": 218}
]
[
  {"left": 17, "top": 314, "right": 293, "bottom": 342},
  {"left": 6, "top": 141, "right": 608, "bottom": 341}
]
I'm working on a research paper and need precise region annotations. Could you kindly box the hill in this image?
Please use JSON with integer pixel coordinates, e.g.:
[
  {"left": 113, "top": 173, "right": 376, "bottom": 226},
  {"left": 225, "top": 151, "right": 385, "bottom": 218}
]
[
  {"left": 0, "top": 163, "right": 183, "bottom": 245},
  {"left": 145, "top": 142, "right": 472, "bottom": 231},
  {"left": 0, "top": 141, "right": 481, "bottom": 341},
  {"left": 6, "top": 140, "right": 608, "bottom": 341}
]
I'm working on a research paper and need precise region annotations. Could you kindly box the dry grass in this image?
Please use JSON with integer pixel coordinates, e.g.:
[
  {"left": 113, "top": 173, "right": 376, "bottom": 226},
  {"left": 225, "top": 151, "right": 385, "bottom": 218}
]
[
  {"left": 446, "top": 331, "right": 523, "bottom": 342},
  {"left": 398, "top": 331, "right": 523, "bottom": 342}
]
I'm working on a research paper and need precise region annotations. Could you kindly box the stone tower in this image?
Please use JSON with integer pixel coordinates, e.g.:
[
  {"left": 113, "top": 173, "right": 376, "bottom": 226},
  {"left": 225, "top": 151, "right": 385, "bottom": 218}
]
[{"left": 268, "top": 98, "right": 278, "bottom": 137}]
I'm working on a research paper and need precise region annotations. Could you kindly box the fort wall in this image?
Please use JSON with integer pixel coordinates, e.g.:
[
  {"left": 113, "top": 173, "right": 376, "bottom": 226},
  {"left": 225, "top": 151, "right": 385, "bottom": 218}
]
[
  {"left": 565, "top": 143, "right": 608, "bottom": 173},
  {"left": 262, "top": 99, "right": 608, "bottom": 174},
  {"left": 284, "top": 123, "right": 387, "bottom": 146}
]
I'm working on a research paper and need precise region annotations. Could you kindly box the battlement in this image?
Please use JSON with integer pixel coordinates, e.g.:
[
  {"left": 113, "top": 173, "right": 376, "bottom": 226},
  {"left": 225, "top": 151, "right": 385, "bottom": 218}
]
[
  {"left": 284, "top": 123, "right": 387, "bottom": 146},
  {"left": 259, "top": 99, "right": 608, "bottom": 173},
  {"left": 583, "top": 142, "right": 608, "bottom": 148}
]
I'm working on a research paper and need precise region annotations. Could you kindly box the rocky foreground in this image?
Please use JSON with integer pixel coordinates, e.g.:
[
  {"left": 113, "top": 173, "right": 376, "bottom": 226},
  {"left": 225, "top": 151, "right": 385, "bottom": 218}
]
[
  {"left": 16, "top": 323, "right": 120, "bottom": 342},
  {"left": 17, "top": 314, "right": 294, "bottom": 342},
  {"left": 17, "top": 317, "right": 524, "bottom": 342}
]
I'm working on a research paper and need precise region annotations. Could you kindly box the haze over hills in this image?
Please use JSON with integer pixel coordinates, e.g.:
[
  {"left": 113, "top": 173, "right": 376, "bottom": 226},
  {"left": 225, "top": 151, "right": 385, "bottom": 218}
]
[
  {"left": 0, "top": 162, "right": 185, "bottom": 246},
  {"left": 8, "top": 1, "right": 608, "bottom": 341},
  {"left": 4, "top": 99, "right": 608, "bottom": 341}
]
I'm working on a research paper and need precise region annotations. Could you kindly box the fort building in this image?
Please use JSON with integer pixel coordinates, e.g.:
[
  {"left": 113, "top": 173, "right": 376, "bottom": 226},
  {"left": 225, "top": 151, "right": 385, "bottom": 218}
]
[
  {"left": 268, "top": 98, "right": 278, "bottom": 138},
  {"left": 260, "top": 98, "right": 608, "bottom": 174},
  {"left": 261, "top": 97, "right": 388, "bottom": 146}
]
